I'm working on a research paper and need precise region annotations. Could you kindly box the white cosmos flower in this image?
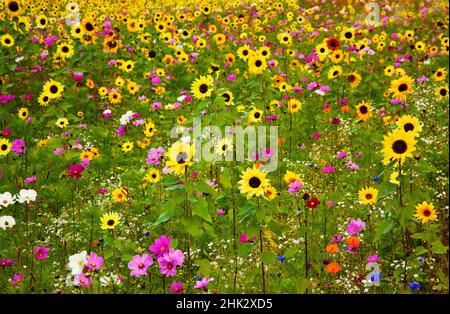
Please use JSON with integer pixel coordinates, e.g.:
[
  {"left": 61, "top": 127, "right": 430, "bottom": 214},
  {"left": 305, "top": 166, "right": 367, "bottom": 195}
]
[
  {"left": 16, "top": 189, "right": 37, "bottom": 204},
  {"left": 0, "top": 216, "right": 16, "bottom": 230},
  {"left": 119, "top": 111, "right": 134, "bottom": 125},
  {"left": 67, "top": 250, "right": 87, "bottom": 275},
  {"left": 0, "top": 192, "right": 15, "bottom": 208},
  {"left": 99, "top": 273, "right": 121, "bottom": 287}
]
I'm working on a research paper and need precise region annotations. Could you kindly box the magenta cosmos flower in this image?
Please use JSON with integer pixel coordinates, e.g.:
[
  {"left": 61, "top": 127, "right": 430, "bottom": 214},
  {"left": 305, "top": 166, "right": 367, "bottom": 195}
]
[
  {"left": 157, "top": 249, "right": 184, "bottom": 277},
  {"left": 239, "top": 233, "right": 256, "bottom": 244},
  {"left": 128, "top": 254, "right": 154, "bottom": 277},
  {"left": 169, "top": 281, "right": 183, "bottom": 294},
  {"left": 66, "top": 164, "right": 84, "bottom": 179},
  {"left": 34, "top": 246, "right": 50, "bottom": 260},
  {"left": 11, "top": 139, "right": 26, "bottom": 154},
  {"left": 150, "top": 235, "right": 171, "bottom": 258},
  {"left": 86, "top": 252, "right": 104, "bottom": 270},
  {"left": 1, "top": 258, "right": 14, "bottom": 268},
  {"left": 10, "top": 273, "right": 24, "bottom": 286},
  {"left": 74, "top": 273, "right": 92, "bottom": 288}
]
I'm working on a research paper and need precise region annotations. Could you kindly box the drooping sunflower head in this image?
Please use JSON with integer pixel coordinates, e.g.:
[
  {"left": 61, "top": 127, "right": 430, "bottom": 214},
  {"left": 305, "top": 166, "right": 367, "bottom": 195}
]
[
  {"left": 414, "top": 201, "right": 438, "bottom": 224},
  {"left": 395, "top": 115, "right": 422, "bottom": 137},
  {"left": 381, "top": 129, "right": 416, "bottom": 165},
  {"left": 238, "top": 165, "right": 270, "bottom": 199},
  {"left": 100, "top": 212, "right": 120, "bottom": 230},
  {"left": 358, "top": 187, "right": 378, "bottom": 205}
]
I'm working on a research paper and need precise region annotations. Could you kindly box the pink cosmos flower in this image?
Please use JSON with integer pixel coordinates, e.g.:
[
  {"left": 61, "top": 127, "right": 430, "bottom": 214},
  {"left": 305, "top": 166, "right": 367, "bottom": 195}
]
[
  {"left": 240, "top": 233, "right": 256, "bottom": 244},
  {"left": 11, "top": 139, "right": 26, "bottom": 154},
  {"left": 368, "top": 254, "right": 380, "bottom": 263},
  {"left": 10, "top": 273, "right": 24, "bottom": 286},
  {"left": 216, "top": 209, "right": 225, "bottom": 215},
  {"left": 169, "top": 281, "right": 183, "bottom": 294},
  {"left": 337, "top": 151, "right": 347, "bottom": 159},
  {"left": 74, "top": 273, "right": 92, "bottom": 287},
  {"left": 288, "top": 180, "right": 303, "bottom": 194},
  {"left": 128, "top": 254, "right": 154, "bottom": 277},
  {"left": 24, "top": 176, "right": 37, "bottom": 184},
  {"left": 86, "top": 252, "right": 104, "bottom": 270},
  {"left": 194, "top": 277, "right": 214, "bottom": 289},
  {"left": 149, "top": 235, "right": 171, "bottom": 258},
  {"left": 322, "top": 165, "right": 334, "bottom": 174},
  {"left": 34, "top": 246, "right": 50, "bottom": 260},
  {"left": 157, "top": 249, "right": 185, "bottom": 277}
]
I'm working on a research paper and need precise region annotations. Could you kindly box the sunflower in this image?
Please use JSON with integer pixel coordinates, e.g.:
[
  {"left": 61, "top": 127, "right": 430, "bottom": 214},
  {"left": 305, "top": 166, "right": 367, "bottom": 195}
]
[
  {"left": 55, "top": 118, "right": 69, "bottom": 129},
  {"left": 237, "top": 45, "right": 252, "bottom": 60},
  {"left": 71, "top": 25, "right": 84, "bottom": 39},
  {"left": 108, "top": 91, "right": 122, "bottom": 104},
  {"left": 263, "top": 186, "right": 277, "bottom": 201},
  {"left": 112, "top": 187, "right": 128, "bottom": 202},
  {"left": 389, "top": 171, "right": 400, "bottom": 186},
  {"left": 358, "top": 187, "right": 378, "bottom": 205},
  {"left": 248, "top": 54, "right": 267, "bottom": 74},
  {"left": 238, "top": 165, "right": 270, "bottom": 199},
  {"left": 144, "top": 168, "right": 161, "bottom": 183},
  {"left": 327, "top": 65, "right": 342, "bottom": 79},
  {"left": 100, "top": 212, "right": 120, "bottom": 230},
  {"left": 330, "top": 50, "right": 343, "bottom": 63},
  {"left": 38, "top": 93, "right": 51, "bottom": 106},
  {"left": 248, "top": 108, "right": 264, "bottom": 124},
  {"left": 287, "top": 99, "right": 302, "bottom": 113},
  {"left": 0, "top": 34, "right": 14, "bottom": 47},
  {"left": 433, "top": 67, "right": 446, "bottom": 82},
  {"left": 80, "top": 150, "right": 94, "bottom": 161},
  {"left": 325, "top": 37, "right": 339, "bottom": 52},
  {"left": 414, "top": 201, "right": 438, "bottom": 224},
  {"left": 57, "top": 42, "right": 74, "bottom": 59},
  {"left": 143, "top": 120, "right": 156, "bottom": 137},
  {"left": 384, "top": 65, "right": 395, "bottom": 77},
  {"left": 43, "top": 80, "right": 64, "bottom": 99},
  {"left": 18, "top": 107, "right": 28, "bottom": 120},
  {"left": 5, "top": 0, "right": 23, "bottom": 17},
  {"left": 355, "top": 102, "right": 372, "bottom": 121},
  {"left": 0, "top": 138, "right": 12, "bottom": 156},
  {"left": 284, "top": 170, "right": 302, "bottom": 185},
  {"left": 165, "top": 141, "right": 194, "bottom": 176},
  {"left": 435, "top": 86, "right": 449, "bottom": 98},
  {"left": 388, "top": 75, "right": 414, "bottom": 100},
  {"left": 381, "top": 129, "right": 416, "bottom": 165},
  {"left": 277, "top": 32, "right": 292, "bottom": 46},
  {"left": 215, "top": 138, "right": 233, "bottom": 156},
  {"left": 346, "top": 71, "right": 362, "bottom": 89},
  {"left": 220, "top": 91, "right": 233, "bottom": 105},
  {"left": 258, "top": 46, "right": 271, "bottom": 59},
  {"left": 122, "top": 142, "right": 134, "bottom": 153},
  {"left": 341, "top": 28, "right": 355, "bottom": 42},
  {"left": 191, "top": 75, "right": 214, "bottom": 100},
  {"left": 396, "top": 115, "right": 422, "bottom": 137},
  {"left": 82, "top": 18, "right": 96, "bottom": 35},
  {"left": 35, "top": 15, "right": 48, "bottom": 28}
]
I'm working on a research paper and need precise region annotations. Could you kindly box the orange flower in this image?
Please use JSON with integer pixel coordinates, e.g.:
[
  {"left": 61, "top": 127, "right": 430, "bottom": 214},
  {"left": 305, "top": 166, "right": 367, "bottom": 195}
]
[
  {"left": 325, "top": 262, "right": 341, "bottom": 274},
  {"left": 325, "top": 244, "right": 339, "bottom": 254},
  {"left": 346, "top": 236, "right": 360, "bottom": 249},
  {"left": 341, "top": 105, "right": 350, "bottom": 112}
]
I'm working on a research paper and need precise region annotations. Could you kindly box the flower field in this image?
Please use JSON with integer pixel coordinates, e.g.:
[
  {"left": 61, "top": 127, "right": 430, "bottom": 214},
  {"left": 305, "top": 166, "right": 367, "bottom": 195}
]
[{"left": 0, "top": 0, "right": 449, "bottom": 295}]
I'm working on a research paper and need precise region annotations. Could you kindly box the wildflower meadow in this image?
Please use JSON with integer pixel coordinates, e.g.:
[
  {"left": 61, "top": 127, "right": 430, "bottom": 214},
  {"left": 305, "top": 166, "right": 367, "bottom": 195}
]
[{"left": 0, "top": 0, "right": 449, "bottom": 296}]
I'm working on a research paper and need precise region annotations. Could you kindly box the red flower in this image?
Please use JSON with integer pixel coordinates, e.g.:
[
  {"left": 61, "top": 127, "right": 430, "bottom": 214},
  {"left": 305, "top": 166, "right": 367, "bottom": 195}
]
[
  {"left": 306, "top": 197, "right": 320, "bottom": 209},
  {"left": 326, "top": 37, "right": 340, "bottom": 51},
  {"left": 67, "top": 164, "right": 84, "bottom": 179}
]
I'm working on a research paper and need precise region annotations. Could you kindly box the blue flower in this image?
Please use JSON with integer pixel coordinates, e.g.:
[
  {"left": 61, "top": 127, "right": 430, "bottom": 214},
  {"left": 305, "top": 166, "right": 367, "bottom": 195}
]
[
  {"left": 409, "top": 281, "right": 421, "bottom": 291},
  {"left": 144, "top": 231, "right": 150, "bottom": 237},
  {"left": 373, "top": 176, "right": 379, "bottom": 182},
  {"left": 277, "top": 255, "right": 286, "bottom": 262}
]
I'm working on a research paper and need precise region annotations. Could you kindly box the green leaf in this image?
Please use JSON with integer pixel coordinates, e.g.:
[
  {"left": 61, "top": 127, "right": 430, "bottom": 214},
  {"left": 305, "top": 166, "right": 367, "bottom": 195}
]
[
  {"left": 413, "top": 246, "right": 428, "bottom": 256},
  {"left": 412, "top": 160, "right": 437, "bottom": 173},
  {"left": 197, "top": 182, "right": 214, "bottom": 194},
  {"left": 153, "top": 208, "right": 175, "bottom": 226},
  {"left": 238, "top": 243, "right": 253, "bottom": 256},
  {"left": 411, "top": 232, "right": 427, "bottom": 240},
  {"left": 374, "top": 220, "right": 395, "bottom": 242},
  {"left": 284, "top": 247, "right": 298, "bottom": 258},
  {"left": 431, "top": 240, "right": 448, "bottom": 254},
  {"left": 260, "top": 251, "right": 277, "bottom": 265},
  {"left": 192, "top": 198, "right": 212, "bottom": 222},
  {"left": 255, "top": 205, "right": 265, "bottom": 223},
  {"left": 197, "top": 259, "right": 211, "bottom": 277}
]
